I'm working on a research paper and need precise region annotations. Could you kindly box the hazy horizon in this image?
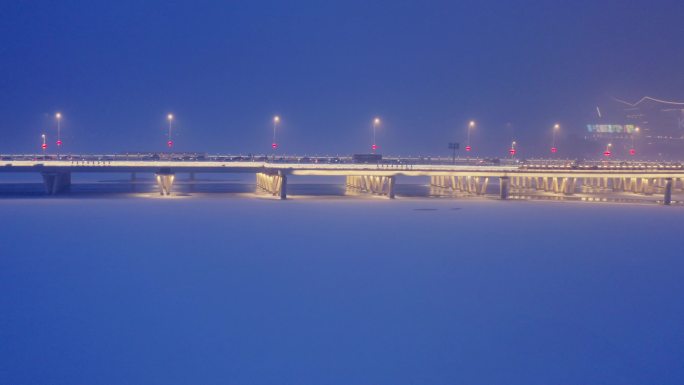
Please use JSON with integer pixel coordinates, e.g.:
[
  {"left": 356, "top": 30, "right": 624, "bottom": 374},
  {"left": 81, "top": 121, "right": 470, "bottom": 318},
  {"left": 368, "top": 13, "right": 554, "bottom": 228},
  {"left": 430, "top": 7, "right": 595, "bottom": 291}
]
[{"left": 2, "top": 1, "right": 684, "bottom": 157}]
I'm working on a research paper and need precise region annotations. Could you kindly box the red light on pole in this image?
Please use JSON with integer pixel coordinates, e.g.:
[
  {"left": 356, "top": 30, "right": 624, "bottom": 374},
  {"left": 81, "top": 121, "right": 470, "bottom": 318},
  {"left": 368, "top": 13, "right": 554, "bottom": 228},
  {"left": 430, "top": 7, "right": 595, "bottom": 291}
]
[
  {"left": 550, "top": 147, "right": 557, "bottom": 154},
  {"left": 629, "top": 148, "right": 636, "bottom": 156},
  {"left": 41, "top": 143, "right": 47, "bottom": 150},
  {"left": 603, "top": 143, "right": 612, "bottom": 157},
  {"left": 509, "top": 140, "right": 517, "bottom": 157},
  {"left": 465, "top": 145, "right": 471, "bottom": 152},
  {"left": 167, "top": 140, "right": 173, "bottom": 148},
  {"left": 371, "top": 144, "right": 378, "bottom": 151},
  {"left": 56, "top": 140, "right": 62, "bottom": 146},
  {"left": 272, "top": 143, "right": 278, "bottom": 149}
]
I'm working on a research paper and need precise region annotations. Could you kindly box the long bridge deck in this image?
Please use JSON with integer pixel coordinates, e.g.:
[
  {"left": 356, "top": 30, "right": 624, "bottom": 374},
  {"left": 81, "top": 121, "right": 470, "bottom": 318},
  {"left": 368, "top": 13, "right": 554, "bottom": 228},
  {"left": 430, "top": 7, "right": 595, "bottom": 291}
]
[{"left": 2, "top": 157, "right": 684, "bottom": 204}]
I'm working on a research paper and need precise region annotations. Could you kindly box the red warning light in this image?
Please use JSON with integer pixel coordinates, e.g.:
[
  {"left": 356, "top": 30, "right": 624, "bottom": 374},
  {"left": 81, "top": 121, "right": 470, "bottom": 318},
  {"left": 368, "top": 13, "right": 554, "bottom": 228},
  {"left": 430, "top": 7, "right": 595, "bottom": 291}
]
[
  {"left": 550, "top": 147, "right": 557, "bottom": 153},
  {"left": 167, "top": 140, "right": 173, "bottom": 148},
  {"left": 465, "top": 145, "right": 471, "bottom": 152},
  {"left": 272, "top": 143, "right": 278, "bottom": 149},
  {"left": 56, "top": 140, "right": 62, "bottom": 146},
  {"left": 41, "top": 143, "right": 47, "bottom": 150},
  {"left": 371, "top": 144, "right": 378, "bottom": 151},
  {"left": 629, "top": 148, "right": 636, "bottom": 156},
  {"left": 509, "top": 148, "right": 516, "bottom": 155},
  {"left": 603, "top": 150, "right": 611, "bottom": 157}
]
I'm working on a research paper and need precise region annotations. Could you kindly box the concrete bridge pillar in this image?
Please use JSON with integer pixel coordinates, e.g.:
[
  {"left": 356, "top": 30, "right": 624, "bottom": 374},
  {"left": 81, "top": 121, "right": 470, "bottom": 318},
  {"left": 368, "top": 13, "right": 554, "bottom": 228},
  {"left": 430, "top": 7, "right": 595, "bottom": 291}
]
[
  {"left": 388, "top": 176, "right": 396, "bottom": 199},
  {"left": 642, "top": 178, "right": 653, "bottom": 195},
  {"left": 256, "top": 171, "right": 287, "bottom": 199},
  {"left": 500, "top": 176, "right": 510, "bottom": 200},
  {"left": 463, "top": 176, "right": 488, "bottom": 195},
  {"left": 664, "top": 178, "right": 673, "bottom": 205},
  {"left": 563, "top": 177, "right": 576, "bottom": 195},
  {"left": 155, "top": 172, "right": 175, "bottom": 196},
  {"left": 612, "top": 178, "right": 621, "bottom": 192},
  {"left": 534, "top": 177, "right": 543, "bottom": 191},
  {"left": 42, "top": 171, "right": 71, "bottom": 195},
  {"left": 346, "top": 175, "right": 395, "bottom": 198},
  {"left": 430, "top": 175, "right": 449, "bottom": 188}
]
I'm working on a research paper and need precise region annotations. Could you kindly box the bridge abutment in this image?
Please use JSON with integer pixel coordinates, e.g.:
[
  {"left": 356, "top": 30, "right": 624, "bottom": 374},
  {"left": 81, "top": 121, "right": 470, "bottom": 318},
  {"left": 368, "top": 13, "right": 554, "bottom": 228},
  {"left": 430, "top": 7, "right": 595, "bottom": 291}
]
[{"left": 42, "top": 171, "right": 71, "bottom": 195}]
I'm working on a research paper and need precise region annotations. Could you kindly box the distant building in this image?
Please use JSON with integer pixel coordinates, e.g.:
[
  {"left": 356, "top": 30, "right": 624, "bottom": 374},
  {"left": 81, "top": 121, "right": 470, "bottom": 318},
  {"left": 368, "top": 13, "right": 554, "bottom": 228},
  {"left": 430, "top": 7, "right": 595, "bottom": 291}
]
[{"left": 585, "top": 96, "right": 684, "bottom": 158}]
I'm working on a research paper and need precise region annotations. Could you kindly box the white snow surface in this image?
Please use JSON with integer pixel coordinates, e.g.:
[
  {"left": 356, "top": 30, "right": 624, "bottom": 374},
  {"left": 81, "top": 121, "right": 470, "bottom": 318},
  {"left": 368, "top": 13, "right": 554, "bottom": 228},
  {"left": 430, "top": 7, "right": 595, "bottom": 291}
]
[{"left": 1, "top": 196, "right": 683, "bottom": 385}]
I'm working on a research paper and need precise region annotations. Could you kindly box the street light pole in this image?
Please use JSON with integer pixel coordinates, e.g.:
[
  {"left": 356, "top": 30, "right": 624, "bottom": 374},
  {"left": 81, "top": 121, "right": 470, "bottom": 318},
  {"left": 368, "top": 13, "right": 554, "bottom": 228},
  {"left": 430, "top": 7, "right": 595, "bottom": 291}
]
[
  {"left": 372, "top": 117, "right": 380, "bottom": 153},
  {"left": 551, "top": 123, "right": 559, "bottom": 155},
  {"left": 56, "top": 112, "right": 62, "bottom": 159},
  {"left": 604, "top": 143, "right": 612, "bottom": 158},
  {"left": 272, "top": 115, "right": 280, "bottom": 161},
  {"left": 167, "top": 114, "right": 174, "bottom": 149},
  {"left": 630, "top": 126, "right": 640, "bottom": 155},
  {"left": 41, "top": 134, "right": 47, "bottom": 160},
  {"left": 509, "top": 140, "right": 517, "bottom": 158},
  {"left": 465, "top": 121, "right": 475, "bottom": 153}
]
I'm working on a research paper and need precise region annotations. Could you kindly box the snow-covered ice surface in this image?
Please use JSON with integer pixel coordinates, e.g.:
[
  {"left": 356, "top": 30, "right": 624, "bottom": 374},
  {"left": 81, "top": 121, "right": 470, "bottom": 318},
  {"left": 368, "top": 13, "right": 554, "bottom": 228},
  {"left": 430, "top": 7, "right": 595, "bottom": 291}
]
[{"left": 1, "top": 195, "right": 683, "bottom": 385}]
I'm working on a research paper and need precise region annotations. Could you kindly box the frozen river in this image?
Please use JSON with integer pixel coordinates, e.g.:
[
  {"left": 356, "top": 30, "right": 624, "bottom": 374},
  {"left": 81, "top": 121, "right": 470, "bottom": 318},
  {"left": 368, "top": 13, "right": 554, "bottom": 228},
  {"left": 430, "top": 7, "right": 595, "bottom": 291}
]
[{"left": 1, "top": 186, "right": 683, "bottom": 384}]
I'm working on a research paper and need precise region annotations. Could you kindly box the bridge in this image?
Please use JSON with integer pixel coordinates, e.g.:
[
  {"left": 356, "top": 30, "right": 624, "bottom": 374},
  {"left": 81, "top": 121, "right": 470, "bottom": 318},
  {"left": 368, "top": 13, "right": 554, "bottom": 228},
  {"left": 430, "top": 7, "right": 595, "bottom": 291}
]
[{"left": 2, "top": 155, "right": 684, "bottom": 205}]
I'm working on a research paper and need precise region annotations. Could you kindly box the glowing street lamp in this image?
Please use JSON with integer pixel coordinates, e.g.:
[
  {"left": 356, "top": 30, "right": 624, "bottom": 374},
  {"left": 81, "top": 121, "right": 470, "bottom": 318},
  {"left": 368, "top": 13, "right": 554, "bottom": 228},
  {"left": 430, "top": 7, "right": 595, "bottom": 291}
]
[
  {"left": 371, "top": 117, "right": 380, "bottom": 152},
  {"left": 630, "top": 126, "right": 640, "bottom": 156},
  {"left": 167, "top": 114, "right": 174, "bottom": 148},
  {"left": 509, "top": 140, "right": 517, "bottom": 157},
  {"left": 465, "top": 120, "right": 475, "bottom": 152},
  {"left": 272, "top": 115, "right": 280, "bottom": 152},
  {"left": 551, "top": 123, "right": 560, "bottom": 154},
  {"left": 603, "top": 143, "right": 612, "bottom": 157}
]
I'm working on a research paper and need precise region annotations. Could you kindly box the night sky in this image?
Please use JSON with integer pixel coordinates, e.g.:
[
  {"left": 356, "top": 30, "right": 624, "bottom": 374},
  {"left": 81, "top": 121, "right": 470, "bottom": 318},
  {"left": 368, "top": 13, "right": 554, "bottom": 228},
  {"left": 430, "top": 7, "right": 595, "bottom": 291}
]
[{"left": 1, "top": 0, "right": 683, "bottom": 156}]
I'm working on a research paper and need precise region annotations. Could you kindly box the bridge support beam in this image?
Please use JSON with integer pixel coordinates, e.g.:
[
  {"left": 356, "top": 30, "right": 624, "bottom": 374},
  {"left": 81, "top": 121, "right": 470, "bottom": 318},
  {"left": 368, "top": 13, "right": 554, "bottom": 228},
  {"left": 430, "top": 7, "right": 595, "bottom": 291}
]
[
  {"left": 664, "top": 178, "right": 673, "bottom": 205},
  {"left": 155, "top": 173, "right": 175, "bottom": 196},
  {"left": 346, "top": 175, "right": 396, "bottom": 198},
  {"left": 561, "top": 177, "right": 576, "bottom": 195},
  {"left": 429, "top": 175, "right": 488, "bottom": 195},
  {"left": 256, "top": 171, "right": 287, "bottom": 199},
  {"left": 42, "top": 172, "right": 71, "bottom": 195},
  {"left": 499, "top": 176, "right": 509, "bottom": 199}
]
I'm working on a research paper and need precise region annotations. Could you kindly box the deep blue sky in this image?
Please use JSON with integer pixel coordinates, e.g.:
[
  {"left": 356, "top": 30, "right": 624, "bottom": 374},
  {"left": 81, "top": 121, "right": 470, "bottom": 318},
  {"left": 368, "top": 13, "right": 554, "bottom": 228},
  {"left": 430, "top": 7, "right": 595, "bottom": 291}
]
[{"left": 1, "top": 0, "right": 683, "bottom": 156}]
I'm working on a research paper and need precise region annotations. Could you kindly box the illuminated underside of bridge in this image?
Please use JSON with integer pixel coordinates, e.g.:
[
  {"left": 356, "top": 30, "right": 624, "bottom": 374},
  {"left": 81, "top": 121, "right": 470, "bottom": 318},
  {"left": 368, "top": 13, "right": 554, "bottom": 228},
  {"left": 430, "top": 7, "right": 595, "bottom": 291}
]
[{"left": 2, "top": 159, "right": 684, "bottom": 205}]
